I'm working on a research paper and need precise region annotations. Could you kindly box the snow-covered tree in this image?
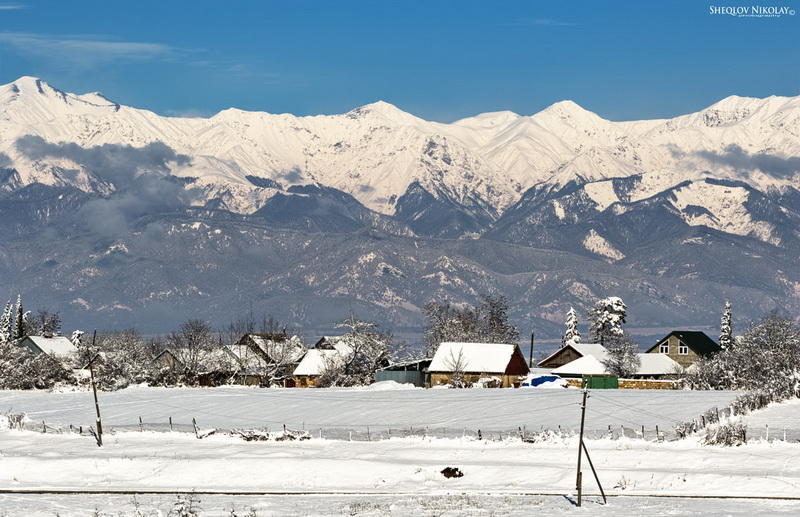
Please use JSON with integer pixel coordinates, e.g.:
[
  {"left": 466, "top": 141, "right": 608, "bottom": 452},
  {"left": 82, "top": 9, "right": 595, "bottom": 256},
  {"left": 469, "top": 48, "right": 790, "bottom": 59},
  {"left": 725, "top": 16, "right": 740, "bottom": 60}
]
[
  {"left": 70, "top": 329, "right": 84, "bottom": 348},
  {"left": 562, "top": 307, "right": 581, "bottom": 347},
  {"left": 719, "top": 301, "right": 733, "bottom": 350},
  {"left": 259, "top": 334, "right": 305, "bottom": 386},
  {"left": 0, "top": 301, "right": 12, "bottom": 345},
  {"left": 601, "top": 332, "right": 640, "bottom": 378},
  {"left": 318, "top": 316, "right": 391, "bottom": 387},
  {"left": 423, "top": 295, "right": 519, "bottom": 356},
  {"left": 686, "top": 313, "right": 800, "bottom": 394},
  {"left": 588, "top": 296, "right": 627, "bottom": 346},
  {"left": 13, "top": 294, "right": 27, "bottom": 341},
  {"left": 27, "top": 309, "right": 62, "bottom": 336}
]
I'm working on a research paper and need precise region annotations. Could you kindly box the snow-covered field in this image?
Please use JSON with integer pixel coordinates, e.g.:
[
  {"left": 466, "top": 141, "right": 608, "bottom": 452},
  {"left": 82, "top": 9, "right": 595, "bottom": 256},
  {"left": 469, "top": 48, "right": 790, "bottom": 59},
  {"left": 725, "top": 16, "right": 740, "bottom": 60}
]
[
  {"left": 3, "top": 387, "right": 799, "bottom": 515},
  {"left": 0, "top": 385, "right": 742, "bottom": 439},
  {"left": 1, "top": 427, "right": 800, "bottom": 515},
  {"left": 2, "top": 493, "right": 800, "bottom": 517},
  {"left": 744, "top": 398, "right": 800, "bottom": 441}
]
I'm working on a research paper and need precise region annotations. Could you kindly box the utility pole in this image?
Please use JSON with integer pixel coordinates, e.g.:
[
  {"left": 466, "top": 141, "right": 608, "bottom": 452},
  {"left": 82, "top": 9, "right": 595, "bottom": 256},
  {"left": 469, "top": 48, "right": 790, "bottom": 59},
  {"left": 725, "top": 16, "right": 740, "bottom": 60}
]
[
  {"left": 529, "top": 331, "right": 535, "bottom": 367},
  {"left": 576, "top": 388, "right": 587, "bottom": 506},
  {"left": 575, "top": 388, "right": 606, "bottom": 507},
  {"left": 88, "top": 330, "right": 103, "bottom": 447}
]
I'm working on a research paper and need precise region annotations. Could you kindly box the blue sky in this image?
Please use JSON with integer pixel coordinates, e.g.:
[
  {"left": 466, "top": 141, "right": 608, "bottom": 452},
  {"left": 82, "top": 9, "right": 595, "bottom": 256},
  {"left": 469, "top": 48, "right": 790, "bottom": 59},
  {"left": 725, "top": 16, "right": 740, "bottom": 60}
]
[{"left": 0, "top": 0, "right": 797, "bottom": 121}]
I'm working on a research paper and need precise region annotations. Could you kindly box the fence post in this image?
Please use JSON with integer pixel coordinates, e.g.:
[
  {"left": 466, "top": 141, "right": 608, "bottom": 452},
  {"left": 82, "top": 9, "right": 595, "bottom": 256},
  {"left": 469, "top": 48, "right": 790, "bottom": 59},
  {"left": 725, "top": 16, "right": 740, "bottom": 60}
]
[
  {"left": 169, "top": 416, "right": 173, "bottom": 432},
  {"left": 139, "top": 416, "right": 143, "bottom": 432}
]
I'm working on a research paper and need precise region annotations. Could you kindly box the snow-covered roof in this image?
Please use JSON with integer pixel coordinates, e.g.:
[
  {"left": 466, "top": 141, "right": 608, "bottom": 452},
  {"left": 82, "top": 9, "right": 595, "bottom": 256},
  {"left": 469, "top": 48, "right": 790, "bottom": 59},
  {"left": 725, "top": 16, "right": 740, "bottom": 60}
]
[
  {"left": 23, "top": 335, "right": 76, "bottom": 358},
  {"left": 538, "top": 342, "right": 606, "bottom": 366},
  {"left": 293, "top": 342, "right": 351, "bottom": 377},
  {"left": 552, "top": 355, "right": 607, "bottom": 376},
  {"left": 241, "top": 334, "right": 306, "bottom": 363},
  {"left": 429, "top": 342, "right": 518, "bottom": 374},
  {"left": 571, "top": 343, "right": 608, "bottom": 359},
  {"left": 636, "top": 354, "right": 682, "bottom": 375},
  {"left": 552, "top": 352, "right": 681, "bottom": 377}
]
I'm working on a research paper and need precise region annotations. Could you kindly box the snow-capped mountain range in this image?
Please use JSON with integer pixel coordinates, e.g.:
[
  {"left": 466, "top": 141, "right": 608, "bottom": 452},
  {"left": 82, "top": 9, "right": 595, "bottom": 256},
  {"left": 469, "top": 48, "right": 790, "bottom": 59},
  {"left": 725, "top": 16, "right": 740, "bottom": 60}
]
[
  {"left": 2, "top": 76, "right": 799, "bottom": 241},
  {"left": 0, "top": 76, "right": 798, "bottom": 337}
]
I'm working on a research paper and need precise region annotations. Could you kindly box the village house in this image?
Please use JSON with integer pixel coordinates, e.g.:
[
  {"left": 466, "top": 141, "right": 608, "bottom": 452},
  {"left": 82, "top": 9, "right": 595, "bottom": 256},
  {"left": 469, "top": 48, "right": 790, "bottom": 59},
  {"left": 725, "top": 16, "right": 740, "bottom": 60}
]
[
  {"left": 227, "top": 333, "right": 307, "bottom": 386},
  {"left": 17, "top": 335, "right": 77, "bottom": 363},
  {"left": 537, "top": 342, "right": 608, "bottom": 369},
  {"left": 551, "top": 349, "right": 681, "bottom": 380},
  {"left": 428, "top": 342, "right": 530, "bottom": 388},
  {"left": 644, "top": 330, "right": 721, "bottom": 368},
  {"left": 150, "top": 349, "right": 183, "bottom": 370},
  {"left": 293, "top": 336, "right": 350, "bottom": 388}
]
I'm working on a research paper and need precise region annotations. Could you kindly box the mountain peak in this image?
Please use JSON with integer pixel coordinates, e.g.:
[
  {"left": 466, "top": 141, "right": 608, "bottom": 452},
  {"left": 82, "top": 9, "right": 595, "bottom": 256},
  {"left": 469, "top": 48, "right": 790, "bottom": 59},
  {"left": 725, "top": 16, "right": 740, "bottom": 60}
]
[
  {"left": 539, "top": 99, "right": 594, "bottom": 117},
  {"left": 346, "top": 100, "right": 418, "bottom": 123}
]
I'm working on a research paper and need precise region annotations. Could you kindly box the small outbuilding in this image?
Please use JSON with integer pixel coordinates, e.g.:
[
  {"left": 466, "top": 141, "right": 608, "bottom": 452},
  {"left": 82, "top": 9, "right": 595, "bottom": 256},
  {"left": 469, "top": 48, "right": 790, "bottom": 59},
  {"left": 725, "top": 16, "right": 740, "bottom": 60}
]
[
  {"left": 428, "top": 342, "right": 530, "bottom": 388},
  {"left": 374, "top": 358, "right": 431, "bottom": 387}
]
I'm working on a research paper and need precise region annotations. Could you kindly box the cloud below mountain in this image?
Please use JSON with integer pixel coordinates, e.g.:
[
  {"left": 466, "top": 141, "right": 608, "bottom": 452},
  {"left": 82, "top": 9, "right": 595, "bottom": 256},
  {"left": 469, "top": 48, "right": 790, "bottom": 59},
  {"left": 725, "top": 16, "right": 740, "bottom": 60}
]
[
  {"left": 694, "top": 144, "right": 800, "bottom": 178},
  {"left": 16, "top": 136, "right": 194, "bottom": 237}
]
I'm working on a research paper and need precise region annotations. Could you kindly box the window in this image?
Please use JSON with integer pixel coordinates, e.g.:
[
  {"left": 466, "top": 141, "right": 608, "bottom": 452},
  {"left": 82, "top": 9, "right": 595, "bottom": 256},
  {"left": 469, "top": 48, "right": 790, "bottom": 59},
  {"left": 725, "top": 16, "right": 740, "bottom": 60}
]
[
  {"left": 659, "top": 342, "right": 669, "bottom": 354},
  {"left": 678, "top": 343, "right": 689, "bottom": 355}
]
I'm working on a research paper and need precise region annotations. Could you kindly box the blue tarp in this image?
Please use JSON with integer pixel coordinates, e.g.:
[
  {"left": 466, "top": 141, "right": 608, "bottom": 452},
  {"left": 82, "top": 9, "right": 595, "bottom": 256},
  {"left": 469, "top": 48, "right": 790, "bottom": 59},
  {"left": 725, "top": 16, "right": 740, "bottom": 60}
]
[{"left": 523, "top": 375, "right": 561, "bottom": 387}]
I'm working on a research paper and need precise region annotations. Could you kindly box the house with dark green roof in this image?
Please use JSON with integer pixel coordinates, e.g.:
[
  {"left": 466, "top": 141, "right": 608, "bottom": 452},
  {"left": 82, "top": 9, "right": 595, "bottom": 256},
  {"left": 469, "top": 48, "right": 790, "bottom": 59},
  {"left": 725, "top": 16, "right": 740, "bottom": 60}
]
[{"left": 645, "top": 331, "right": 721, "bottom": 368}]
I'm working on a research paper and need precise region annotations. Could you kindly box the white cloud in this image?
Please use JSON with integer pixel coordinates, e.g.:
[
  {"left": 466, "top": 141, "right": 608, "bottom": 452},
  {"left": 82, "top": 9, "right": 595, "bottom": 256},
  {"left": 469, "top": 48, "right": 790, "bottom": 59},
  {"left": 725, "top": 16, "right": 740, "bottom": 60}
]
[
  {"left": 0, "top": 32, "right": 174, "bottom": 69},
  {"left": 0, "top": 4, "right": 26, "bottom": 10}
]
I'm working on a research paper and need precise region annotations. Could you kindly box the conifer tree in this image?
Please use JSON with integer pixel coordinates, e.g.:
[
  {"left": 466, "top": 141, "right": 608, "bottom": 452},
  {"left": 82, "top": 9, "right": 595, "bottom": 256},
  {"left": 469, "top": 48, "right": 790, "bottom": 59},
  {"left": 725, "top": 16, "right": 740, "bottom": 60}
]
[
  {"left": 0, "top": 301, "right": 12, "bottom": 345},
  {"left": 562, "top": 307, "right": 581, "bottom": 347},
  {"left": 719, "top": 301, "right": 733, "bottom": 350},
  {"left": 13, "top": 294, "right": 26, "bottom": 340}
]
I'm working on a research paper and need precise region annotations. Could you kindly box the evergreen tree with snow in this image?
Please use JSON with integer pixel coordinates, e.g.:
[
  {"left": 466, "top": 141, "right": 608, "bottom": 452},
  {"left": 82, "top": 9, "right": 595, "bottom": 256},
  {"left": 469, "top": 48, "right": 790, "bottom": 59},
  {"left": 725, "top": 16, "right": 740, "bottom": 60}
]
[
  {"left": 588, "top": 296, "right": 627, "bottom": 346},
  {"left": 719, "top": 301, "right": 733, "bottom": 350},
  {"left": 562, "top": 307, "right": 581, "bottom": 347},
  {"left": 0, "top": 301, "right": 12, "bottom": 345},
  {"left": 13, "top": 294, "right": 27, "bottom": 341}
]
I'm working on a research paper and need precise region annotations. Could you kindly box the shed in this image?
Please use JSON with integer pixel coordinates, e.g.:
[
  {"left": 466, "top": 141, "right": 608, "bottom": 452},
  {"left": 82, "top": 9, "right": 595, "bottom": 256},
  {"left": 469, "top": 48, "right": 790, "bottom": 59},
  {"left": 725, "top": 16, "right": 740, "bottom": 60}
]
[
  {"left": 428, "top": 342, "right": 530, "bottom": 388},
  {"left": 374, "top": 358, "right": 431, "bottom": 387}
]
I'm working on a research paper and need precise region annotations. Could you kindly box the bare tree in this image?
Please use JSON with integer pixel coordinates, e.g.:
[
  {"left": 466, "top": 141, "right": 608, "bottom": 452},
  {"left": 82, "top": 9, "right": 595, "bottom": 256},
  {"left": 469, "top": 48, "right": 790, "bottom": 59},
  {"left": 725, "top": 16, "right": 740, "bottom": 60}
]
[
  {"left": 444, "top": 347, "right": 470, "bottom": 388},
  {"left": 168, "top": 319, "right": 217, "bottom": 379},
  {"left": 423, "top": 295, "right": 519, "bottom": 356}
]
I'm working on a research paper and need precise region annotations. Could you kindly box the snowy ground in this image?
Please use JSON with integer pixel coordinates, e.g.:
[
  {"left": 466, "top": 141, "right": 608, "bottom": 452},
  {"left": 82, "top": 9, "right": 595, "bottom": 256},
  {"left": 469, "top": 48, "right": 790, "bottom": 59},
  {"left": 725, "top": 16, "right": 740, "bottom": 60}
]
[
  {"left": 1, "top": 428, "right": 800, "bottom": 515},
  {"left": 743, "top": 398, "right": 800, "bottom": 441},
  {"left": 0, "top": 386, "right": 743, "bottom": 440},
  {"left": 2, "top": 493, "right": 800, "bottom": 517},
  {"left": 1, "top": 387, "right": 799, "bottom": 515}
]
